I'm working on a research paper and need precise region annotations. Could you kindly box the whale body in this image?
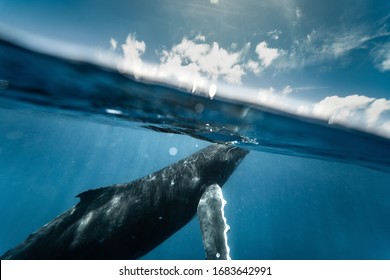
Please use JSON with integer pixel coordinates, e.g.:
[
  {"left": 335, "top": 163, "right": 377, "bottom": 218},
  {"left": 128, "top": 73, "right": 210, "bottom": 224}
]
[{"left": 1, "top": 144, "right": 248, "bottom": 260}]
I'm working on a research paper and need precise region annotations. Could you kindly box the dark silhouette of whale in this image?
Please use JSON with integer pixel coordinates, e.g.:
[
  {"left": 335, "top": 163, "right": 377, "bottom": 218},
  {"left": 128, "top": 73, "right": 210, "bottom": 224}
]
[{"left": 1, "top": 144, "right": 248, "bottom": 260}]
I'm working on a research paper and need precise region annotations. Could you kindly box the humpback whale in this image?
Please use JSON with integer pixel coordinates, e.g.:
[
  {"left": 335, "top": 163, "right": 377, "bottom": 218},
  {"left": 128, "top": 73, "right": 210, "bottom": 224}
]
[{"left": 1, "top": 144, "right": 248, "bottom": 260}]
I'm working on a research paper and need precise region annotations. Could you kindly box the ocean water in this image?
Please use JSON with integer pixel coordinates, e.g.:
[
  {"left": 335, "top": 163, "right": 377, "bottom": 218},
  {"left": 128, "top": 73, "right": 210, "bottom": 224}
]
[{"left": 1, "top": 37, "right": 390, "bottom": 260}]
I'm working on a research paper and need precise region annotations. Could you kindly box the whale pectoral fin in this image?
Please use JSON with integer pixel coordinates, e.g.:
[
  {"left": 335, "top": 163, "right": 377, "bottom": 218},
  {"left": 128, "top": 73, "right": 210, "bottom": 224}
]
[{"left": 197, "top": 184, "right": 231, "bottom": 260}]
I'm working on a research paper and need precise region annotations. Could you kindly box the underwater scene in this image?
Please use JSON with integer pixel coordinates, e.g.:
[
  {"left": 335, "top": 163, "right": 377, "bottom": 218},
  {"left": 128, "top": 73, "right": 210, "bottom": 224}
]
[{"left": 0, "top": 0, "right": 390, "bottom": 260}]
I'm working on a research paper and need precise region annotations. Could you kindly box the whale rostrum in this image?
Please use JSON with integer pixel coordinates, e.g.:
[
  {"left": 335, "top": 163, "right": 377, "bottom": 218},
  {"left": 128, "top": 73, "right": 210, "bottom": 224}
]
[{"left": 1, "top": 144, "right": 248, "bottom": 259}]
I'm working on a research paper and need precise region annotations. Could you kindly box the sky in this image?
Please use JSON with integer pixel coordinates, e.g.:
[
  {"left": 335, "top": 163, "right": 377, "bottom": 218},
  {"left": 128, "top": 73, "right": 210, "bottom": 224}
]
[{"left": 0, "top": 0, "right": 390, "bottom": 137}]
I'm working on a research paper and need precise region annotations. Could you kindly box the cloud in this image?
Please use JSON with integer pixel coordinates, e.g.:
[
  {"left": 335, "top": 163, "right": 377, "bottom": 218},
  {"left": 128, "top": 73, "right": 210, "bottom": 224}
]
[
  {"left": 246, "top": 41, "right": 284, "bottom": 75},
  {"left": 312, "top": 95, "right": 374, "bottom": 121},
  {"left": 295, "top": 7, "right": 302, "bottom": 20},
  {"left": 159, "top": 38, "right": 249, "bottom": 84},
  {"left": 302, "top": 29, "right": 368, "bottom": 59},
  {"left": 255, "top": 41, "right": 282, "bottom": 68},
  {"left": 119, "top": 34, "right": 146, "bottom": 74},
  {"left": 325, "top": 33, "right": 370, "bottom": 57},
  {"left": 256, "top": 86, "right": 295, "bottom": 104},
  {"left": 373, "top": 43, "right": 390, "bottom": 71},
  {"left": 365, "top": 98, "right": 390, "bottom": 126},
  {"left": 195, "top": 33, "right": 206, "bottom": 42},
  {"left": 111, "top": 34, "right": 255, "bottom": 85},
  {"left": 258, "top": 87, "right": 276, "bottom": 95},
  {"left": 276, "top": 24, "right": 389, "bottom": 71},
  {"left": 381, "top": 58, "right": 390, "bottom": 71},
  {"left": 282, "top": 85, "right": 292, "bottom": 95},
  {"left": 114, "top": 31, "right": 385, "bottom": 87},
  {"left": 245, "top": 59, "right": 261, "bottom": 75},
  {"left": 298, "top": 94, "right": 390, "bottom": 137},
  {"left": 381, "top": 121, "right": 390, "bottom": 134},
  {"left": 110, "top": 38, "right": 117, "bottom": 51},
  {"left": 267, "top": 30, "right": 282, "bottom": 40}
]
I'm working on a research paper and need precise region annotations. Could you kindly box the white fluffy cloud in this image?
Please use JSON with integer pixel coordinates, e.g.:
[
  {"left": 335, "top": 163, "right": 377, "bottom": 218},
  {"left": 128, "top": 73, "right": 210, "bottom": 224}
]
[
  {"left": 118, "top": 34, "right": 146, "bottom": 74},
  {"left": 365, "top": 98, "right": 390, "bottom": 126},
  {"left": 112, "top": 34, "right": 257, "bottom": 85},
  {"left": 312, "top": 95, "right": 374, "bottom": 120},
  {"left": 244, "top": 41, "right": 284, "bottom": 75},
  {"left": 159, "top": 38, "right": 248, "bottom": 85},
  {"left": 255, "top": 41, "right": 282, "bottom": 68},
  {"left": 298, "top": 94, "right": 390, "bottom": 137},
  {"left": 245, "top": 59, "right": 261, "bottom": 75}
]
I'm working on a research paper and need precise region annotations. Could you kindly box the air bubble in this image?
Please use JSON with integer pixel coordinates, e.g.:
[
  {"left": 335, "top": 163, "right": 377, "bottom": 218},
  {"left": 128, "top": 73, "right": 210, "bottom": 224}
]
[
  {"left": 195, "top": 103, "right": 204, "bottom": 113},
  {"left": 169, "top": 147, "right": 178, "bottom": 156}
]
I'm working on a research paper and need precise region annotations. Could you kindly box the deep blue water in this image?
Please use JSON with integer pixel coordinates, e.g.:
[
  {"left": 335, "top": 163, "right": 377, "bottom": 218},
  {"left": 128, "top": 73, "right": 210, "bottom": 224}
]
[{"left": 1, "top": 37, "right": 390, "bottom": 259}]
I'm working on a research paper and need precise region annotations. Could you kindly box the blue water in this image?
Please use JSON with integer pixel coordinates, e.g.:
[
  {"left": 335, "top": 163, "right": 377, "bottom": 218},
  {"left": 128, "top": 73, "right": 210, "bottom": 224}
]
[{"left": 1, "top": 37, "right": 390, "bottom": 259}]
